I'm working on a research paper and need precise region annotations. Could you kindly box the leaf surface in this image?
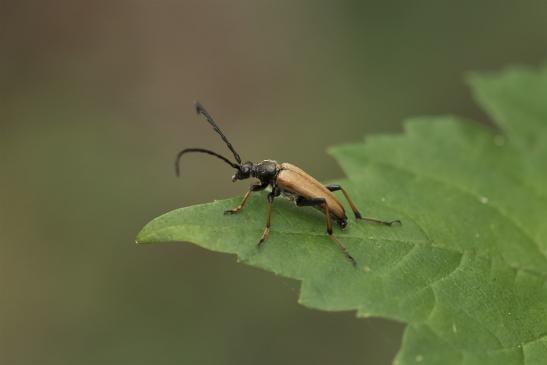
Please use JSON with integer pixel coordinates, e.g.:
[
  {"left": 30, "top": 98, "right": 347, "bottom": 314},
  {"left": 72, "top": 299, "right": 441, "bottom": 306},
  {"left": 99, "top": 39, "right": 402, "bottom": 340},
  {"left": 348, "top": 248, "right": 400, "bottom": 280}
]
[{"left": 137, "top": 65, "right": 547, "bottom": 364}]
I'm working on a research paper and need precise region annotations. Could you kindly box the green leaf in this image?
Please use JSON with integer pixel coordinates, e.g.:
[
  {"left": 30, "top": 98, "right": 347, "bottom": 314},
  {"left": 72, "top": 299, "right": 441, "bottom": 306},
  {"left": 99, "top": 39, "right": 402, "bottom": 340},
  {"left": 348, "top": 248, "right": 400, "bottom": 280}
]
[{"left": 137, "top": 64, "right": 547, "bottom": 364}]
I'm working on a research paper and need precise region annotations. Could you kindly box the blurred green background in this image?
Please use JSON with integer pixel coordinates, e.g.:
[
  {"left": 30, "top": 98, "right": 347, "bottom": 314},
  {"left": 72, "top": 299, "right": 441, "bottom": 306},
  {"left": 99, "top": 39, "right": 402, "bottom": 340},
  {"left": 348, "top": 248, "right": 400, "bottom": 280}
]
[{"left": 2, "top": 1, "right": 547, "bottom": 364}]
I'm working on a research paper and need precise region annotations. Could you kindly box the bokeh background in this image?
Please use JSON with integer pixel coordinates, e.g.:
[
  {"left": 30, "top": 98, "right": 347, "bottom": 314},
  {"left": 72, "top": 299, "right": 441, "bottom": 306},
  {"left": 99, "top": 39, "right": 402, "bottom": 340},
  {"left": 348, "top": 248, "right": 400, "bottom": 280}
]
[{"left": 2, "top": 1, "right": 547, "bottom": 364}]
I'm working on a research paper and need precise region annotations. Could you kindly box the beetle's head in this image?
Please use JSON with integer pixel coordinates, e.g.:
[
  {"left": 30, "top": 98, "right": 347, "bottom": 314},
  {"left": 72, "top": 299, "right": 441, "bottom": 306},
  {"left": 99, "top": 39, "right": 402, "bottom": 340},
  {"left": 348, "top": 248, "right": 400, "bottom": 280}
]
[{"left": 232, "top": 161, "right": 254, "bottom": 182}]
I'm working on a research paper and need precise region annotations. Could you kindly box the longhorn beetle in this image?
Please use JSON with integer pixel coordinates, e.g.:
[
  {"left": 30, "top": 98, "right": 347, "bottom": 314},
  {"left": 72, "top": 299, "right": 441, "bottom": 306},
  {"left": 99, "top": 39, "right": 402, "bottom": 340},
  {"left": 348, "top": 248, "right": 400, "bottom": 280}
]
[{"left": 175, "top": 102, "right": 401, "bottom": 266}]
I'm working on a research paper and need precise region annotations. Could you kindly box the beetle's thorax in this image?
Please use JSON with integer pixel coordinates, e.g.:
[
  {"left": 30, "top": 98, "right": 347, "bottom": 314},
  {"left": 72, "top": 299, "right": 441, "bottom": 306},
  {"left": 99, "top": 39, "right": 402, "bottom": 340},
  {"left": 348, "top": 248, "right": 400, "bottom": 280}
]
[{"left": 252, "top": 160, "right": 279, "bottom": 184}]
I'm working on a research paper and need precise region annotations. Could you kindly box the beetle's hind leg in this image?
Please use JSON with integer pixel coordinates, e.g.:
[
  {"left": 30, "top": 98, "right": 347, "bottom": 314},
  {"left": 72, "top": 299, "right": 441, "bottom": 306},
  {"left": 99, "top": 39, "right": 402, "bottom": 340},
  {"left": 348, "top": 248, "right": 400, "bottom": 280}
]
[
  {"left": 325, "top": 184, "right": 401, "bottom": 226},
  {"left": 296, "top": 197, "right": 356, "bottom": 266},
  {"left": 225, "top": 182, "right": 268, "bottom": 215}
]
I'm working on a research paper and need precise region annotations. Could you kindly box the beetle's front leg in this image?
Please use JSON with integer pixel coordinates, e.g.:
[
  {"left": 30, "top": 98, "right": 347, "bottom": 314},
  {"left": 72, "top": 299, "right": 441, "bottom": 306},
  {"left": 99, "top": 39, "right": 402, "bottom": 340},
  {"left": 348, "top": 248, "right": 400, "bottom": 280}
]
[
  {"left": 257, "top": 187, "right": 280, "bottom": 247},
  {"left": 325, "top": 184, "right": 401, "bottom": 226},
  {"left": 224, "top": 182, "right": 268, "bottom": 215}
]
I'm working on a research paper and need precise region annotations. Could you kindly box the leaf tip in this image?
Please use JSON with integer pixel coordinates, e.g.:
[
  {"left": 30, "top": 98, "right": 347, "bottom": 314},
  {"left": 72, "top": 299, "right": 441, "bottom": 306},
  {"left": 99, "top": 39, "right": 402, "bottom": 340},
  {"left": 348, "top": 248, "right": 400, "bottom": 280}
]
[
  {"left": 135, "top": 232, "right": 146, "bottom": 245},
  {"left": 135, "top": 224, "right": 154, "bottom": 244}
]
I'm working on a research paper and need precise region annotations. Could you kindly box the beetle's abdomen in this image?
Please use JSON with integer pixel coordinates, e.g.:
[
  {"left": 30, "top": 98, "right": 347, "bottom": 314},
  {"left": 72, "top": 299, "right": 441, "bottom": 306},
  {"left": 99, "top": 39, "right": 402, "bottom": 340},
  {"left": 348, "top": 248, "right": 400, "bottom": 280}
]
[{"left": 277, "top": 163, "right": 346, "bottom": 220}]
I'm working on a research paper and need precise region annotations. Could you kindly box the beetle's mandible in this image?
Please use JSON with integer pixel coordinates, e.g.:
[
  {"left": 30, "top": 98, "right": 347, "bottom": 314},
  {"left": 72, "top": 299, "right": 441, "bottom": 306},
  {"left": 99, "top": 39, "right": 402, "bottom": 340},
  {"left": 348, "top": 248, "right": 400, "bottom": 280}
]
[{"left": 175, "top": 102, "right": 401, "bottom": 266}]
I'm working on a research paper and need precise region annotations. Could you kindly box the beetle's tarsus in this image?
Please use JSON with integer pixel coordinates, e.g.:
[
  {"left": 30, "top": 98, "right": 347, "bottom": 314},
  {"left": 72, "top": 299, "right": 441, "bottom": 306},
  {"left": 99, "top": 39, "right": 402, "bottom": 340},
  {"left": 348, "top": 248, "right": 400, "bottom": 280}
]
[
  {"left": 343, "top": 252, "right": 357, "bottom": 267},
  {"left": 224, "top": 208, "right": 240, "bottom": 215},
  {"left": 257, "top": 237, "right": 267, "bottom": 248},
  {"left": 327, "top": 233, "right": 357, "bottom": 266},
  {"left": 257, "top": 227, "right": 270, "bottom": 248},
  {"left": 348, "top": 255, "right": 357, "bottom": 267},
  {"left": 359, "top": 217, "right": 402, "bottom": 226}
]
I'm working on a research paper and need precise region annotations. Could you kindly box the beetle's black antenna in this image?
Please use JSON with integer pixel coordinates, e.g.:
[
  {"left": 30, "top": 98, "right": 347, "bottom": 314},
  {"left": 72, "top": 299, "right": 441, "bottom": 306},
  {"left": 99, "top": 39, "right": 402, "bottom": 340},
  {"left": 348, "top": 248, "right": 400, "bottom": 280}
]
[
  {"left": 175, "top": 148, "right": 239, "bottom": 177},
  {"left": 194, "top": 101, "right": 242, "bottom": 164}
]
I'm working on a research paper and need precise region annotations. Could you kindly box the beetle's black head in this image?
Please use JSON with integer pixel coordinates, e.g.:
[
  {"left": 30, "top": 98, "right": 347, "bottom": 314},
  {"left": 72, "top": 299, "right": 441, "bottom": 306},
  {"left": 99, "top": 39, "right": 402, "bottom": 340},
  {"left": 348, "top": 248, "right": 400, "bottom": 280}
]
[{"left": 232, "top": 161, "right": 254, "bottom": 182}]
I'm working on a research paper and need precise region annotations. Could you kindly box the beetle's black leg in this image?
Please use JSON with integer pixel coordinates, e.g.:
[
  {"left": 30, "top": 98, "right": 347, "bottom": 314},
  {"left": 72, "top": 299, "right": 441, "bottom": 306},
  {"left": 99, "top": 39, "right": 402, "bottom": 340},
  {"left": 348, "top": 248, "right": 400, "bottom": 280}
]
[
  {"left": 296, "top": 197, "right": 356, "bottom": 266},
  {"left": 359, "top": 216, "right": 402, "bottom": 226},
  {"left": 257, "top": 188, "right": 278, "bottom": 247},
  {"left": 224, "top": 182, "right": 268, "bottom": 215},
  {"left": 325, "top": 184, "right": 401, "bottom": 226}
]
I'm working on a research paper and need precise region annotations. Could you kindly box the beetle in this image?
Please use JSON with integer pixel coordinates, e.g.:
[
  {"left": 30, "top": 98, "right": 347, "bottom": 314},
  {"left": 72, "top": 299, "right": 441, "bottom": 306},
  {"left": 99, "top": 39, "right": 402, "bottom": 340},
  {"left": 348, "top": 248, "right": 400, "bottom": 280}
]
[{"left": 175, "top": 102, "right": 401, "bottom": 265}]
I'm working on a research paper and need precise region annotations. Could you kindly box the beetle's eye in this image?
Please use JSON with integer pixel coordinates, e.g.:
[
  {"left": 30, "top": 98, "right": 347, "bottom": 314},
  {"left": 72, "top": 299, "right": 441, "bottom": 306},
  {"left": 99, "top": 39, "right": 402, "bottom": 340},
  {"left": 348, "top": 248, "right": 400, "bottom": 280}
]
[{"left": 235, "top": 166, "right": 251, "bottom": 180}]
